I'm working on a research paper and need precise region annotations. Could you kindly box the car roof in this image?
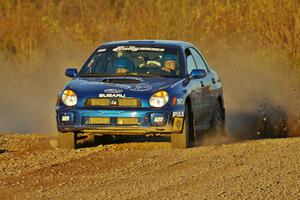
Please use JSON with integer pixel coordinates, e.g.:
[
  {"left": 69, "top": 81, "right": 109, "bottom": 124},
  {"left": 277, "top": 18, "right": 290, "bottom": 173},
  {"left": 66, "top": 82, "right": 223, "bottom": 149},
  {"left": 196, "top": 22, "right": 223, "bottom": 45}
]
[{"left": 101, "top": 40, "right": 194, "bottom": 49}]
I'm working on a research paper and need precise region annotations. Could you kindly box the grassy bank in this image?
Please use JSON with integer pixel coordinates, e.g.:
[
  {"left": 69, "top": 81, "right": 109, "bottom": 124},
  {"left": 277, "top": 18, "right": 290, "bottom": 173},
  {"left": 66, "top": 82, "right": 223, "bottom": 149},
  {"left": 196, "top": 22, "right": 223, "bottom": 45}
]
[{"left": 0, "top": 0, "right": 299, "bottom": 72}]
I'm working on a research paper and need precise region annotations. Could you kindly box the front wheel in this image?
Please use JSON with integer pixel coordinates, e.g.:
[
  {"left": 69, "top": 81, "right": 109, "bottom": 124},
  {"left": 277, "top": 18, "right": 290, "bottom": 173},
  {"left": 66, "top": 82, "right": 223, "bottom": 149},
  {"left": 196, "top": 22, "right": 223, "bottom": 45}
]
[
  {"left": 59, "top": 132, "right": 76, "bottom": 149},
  {"left": 171, "top": 106, "right": 192, "bottom": 149}
]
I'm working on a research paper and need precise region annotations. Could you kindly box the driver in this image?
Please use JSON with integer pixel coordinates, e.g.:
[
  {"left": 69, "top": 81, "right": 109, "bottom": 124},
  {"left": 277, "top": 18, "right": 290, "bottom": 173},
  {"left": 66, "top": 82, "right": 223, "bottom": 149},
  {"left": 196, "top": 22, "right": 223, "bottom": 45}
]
[
  {"left": 162, "top": 59, "right": 176, "bottom": 74},
  {"left": 161, "top": 53, "right": 178, "bottom": 75}
]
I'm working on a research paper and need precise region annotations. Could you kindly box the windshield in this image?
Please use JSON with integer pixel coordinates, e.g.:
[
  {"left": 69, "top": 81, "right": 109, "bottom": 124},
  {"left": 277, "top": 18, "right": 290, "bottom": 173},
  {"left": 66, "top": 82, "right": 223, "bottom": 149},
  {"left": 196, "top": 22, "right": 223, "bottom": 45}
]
[{"left": 79, "top": 46, "right": 182, "bottom": 78}]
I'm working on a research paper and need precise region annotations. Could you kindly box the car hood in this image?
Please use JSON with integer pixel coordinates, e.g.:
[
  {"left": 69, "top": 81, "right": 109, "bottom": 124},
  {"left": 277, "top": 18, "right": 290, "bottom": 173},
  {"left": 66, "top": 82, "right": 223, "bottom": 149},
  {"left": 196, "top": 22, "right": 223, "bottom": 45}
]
[{"left": 65, "top": 76, "right": 182, "bottom": 98}]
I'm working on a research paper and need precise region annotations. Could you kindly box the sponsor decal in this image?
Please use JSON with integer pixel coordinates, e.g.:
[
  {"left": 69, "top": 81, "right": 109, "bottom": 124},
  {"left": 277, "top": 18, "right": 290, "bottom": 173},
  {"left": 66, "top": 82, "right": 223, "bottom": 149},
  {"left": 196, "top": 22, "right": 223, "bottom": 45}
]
[
  {"left": 173, "top": 118, "right": 183, "bottom": 131},
  {"left": 97, "top": 48, "right": 106, "bottom": 52},
  {"left": 113, "top": 46, "right": 165, "bottom": 52},
  {"left": 61, "top": 116, "right": 70, "bottom": 122},
  {"left": 104, "top": 89, "right": 123, "bottom": 94},
  {"left": 177, "top": 98, "right": 184, "bottom": 105},
  {"left": 154, "top": 116, "right": 164, "bottom": 123},
  {"left": 99, "top": 93, "right": 126, "bottom": 98},
  {"left": 109, "top": 99, "right": 118, "bottom": 105},
  {"left": 132, "top": 84, "right": 152, "bottom": 91},
  {"left": 173, "top": 112, "right": 184, "bottom": 118}
]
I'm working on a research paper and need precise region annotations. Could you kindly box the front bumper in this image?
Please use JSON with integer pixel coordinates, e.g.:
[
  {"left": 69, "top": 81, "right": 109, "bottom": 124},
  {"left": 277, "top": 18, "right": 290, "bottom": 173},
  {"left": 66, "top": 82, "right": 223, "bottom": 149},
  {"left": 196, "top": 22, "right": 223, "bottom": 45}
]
[{"left": 56, "top": 106, "right": 185, "bottom": 135}]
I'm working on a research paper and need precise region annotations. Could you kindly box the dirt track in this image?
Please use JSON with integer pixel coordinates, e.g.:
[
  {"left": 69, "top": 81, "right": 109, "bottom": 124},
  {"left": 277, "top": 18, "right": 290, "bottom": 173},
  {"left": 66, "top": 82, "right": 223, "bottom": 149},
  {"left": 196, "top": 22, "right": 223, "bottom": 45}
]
[{"left": 1, "top": 134, "right": 300, "bottom": 199}]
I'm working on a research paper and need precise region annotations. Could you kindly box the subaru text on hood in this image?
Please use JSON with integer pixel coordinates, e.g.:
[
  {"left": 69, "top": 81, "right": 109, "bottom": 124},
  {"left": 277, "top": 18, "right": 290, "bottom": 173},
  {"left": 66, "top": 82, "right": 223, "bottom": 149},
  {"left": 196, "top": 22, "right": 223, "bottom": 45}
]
[{"left": 56, "top": 40, "right": 225, "bottom": 149}]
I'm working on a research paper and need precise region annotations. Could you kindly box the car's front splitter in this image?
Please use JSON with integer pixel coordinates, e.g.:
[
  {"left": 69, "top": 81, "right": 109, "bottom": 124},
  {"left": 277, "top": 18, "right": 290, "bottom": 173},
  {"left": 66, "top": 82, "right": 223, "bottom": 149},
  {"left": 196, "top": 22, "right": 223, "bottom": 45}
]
[{"left": 56, "top": 106, "right": 185, "bottom": 135}]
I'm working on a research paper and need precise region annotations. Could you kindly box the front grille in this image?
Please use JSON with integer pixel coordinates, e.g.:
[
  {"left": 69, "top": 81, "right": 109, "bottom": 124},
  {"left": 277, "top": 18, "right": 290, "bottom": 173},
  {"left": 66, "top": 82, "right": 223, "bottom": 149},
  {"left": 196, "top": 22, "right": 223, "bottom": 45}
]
[
  {"left": 85, "top": 98, "right": 141, "bottom": 107},
  {"left": 87, "top": 117, "right": 110, "bottom": 125},
  {"left": 118, "top": 98, "right": 140, "bottom": 107},
  {"left": 83, "top": 117, "right": 140, "bottom": 126},
  {"left": 116, "top": 117, "right": 139, "bottom": 125}
]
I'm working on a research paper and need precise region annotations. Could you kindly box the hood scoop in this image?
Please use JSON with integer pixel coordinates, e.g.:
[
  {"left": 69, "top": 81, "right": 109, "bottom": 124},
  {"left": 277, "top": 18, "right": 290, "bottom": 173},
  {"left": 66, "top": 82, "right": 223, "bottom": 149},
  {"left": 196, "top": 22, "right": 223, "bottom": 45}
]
[{"left": 102, "top": 78, "right": 142, "bottom": 84}]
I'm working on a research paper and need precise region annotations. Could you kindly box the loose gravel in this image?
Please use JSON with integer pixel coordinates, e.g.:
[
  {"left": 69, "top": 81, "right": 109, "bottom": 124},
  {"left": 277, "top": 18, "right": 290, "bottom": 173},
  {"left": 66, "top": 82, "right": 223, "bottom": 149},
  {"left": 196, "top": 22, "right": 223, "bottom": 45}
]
[{"left": 0, "top": 133, "right": 300, "bottom": 199}]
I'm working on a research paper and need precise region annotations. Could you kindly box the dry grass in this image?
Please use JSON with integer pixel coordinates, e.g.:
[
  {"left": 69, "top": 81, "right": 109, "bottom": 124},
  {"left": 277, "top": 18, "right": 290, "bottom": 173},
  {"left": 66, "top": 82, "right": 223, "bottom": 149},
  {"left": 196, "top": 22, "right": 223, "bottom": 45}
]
[{"left": 0, "top": 0, "right": 299, "bottom": 71}]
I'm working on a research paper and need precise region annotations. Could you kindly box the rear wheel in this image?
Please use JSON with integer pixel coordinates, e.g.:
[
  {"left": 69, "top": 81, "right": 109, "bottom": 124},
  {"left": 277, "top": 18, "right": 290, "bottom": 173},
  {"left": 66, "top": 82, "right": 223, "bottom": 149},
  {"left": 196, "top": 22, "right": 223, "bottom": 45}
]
[
  {"left": 59, "top": 132, "right": 76, "bottom": 149},
  {"left": 171, "top": 106, "right": 193, "bottom": 149},
  {"left": 211, "top": 102, "right": 225, "bottom": 135}
]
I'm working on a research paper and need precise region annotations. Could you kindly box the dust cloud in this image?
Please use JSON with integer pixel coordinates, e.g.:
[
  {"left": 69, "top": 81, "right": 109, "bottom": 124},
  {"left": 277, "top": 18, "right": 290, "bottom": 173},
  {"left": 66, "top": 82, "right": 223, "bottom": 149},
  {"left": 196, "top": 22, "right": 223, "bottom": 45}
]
[
  {"left": 209, "top": 46, "right": 300, "bottom": 139},
  {"left": 0, "top": 41, "right": 90, "bottom": 133}
]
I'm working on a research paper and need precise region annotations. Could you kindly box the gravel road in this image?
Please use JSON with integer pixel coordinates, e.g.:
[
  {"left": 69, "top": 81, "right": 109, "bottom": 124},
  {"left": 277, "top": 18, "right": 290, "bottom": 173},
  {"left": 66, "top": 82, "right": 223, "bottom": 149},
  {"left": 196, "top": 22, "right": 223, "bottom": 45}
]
[{"left": 0, "top": 133, "right": 300, "bottom": 199}]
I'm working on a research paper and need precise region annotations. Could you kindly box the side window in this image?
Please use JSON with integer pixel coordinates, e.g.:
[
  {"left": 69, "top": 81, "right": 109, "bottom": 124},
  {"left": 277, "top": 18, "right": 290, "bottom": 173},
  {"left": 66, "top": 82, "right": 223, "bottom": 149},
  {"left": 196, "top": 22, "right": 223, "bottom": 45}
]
[
  {"left": 190, "top": 48, "right": 207, "bottom": 71},
  {"left": 185, "top": 49, "right": 197, "bottom": 74}
]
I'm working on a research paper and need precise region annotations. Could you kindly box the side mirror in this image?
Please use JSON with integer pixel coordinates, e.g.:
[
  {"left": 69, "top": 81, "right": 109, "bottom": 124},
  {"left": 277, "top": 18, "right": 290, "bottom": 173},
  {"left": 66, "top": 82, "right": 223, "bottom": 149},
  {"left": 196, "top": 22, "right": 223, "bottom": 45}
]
[
  {"left": 190, "top": 69, "right": 206, "bottom": 79},
  {"left": 65, "top": 68, "right": 78, "bottom": 78}
]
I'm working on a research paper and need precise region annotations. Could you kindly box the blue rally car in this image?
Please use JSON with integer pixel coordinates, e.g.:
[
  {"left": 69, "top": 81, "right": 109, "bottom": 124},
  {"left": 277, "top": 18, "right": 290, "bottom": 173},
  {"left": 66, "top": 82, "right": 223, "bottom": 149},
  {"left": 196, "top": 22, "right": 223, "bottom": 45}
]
[{"left": 56, "top": 40, "right": 225, "bottom": 149}]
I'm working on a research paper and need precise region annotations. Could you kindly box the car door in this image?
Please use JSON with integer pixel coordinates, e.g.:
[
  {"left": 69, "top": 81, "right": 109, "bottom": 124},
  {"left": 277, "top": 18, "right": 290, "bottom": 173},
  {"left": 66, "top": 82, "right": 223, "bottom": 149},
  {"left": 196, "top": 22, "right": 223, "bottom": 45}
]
[
  {"left": 189, "top": 48, "right": 214, "bottom": 125},
  {"left": 185, "top": 48, "right": 206, "bottom": 126}
]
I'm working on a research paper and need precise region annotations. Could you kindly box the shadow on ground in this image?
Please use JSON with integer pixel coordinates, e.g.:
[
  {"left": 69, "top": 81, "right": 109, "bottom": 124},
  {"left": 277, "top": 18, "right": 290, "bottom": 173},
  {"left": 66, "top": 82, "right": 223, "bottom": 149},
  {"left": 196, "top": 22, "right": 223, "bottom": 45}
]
[{"left": 77, "top": 135, "right": 170, "bottom": 149}]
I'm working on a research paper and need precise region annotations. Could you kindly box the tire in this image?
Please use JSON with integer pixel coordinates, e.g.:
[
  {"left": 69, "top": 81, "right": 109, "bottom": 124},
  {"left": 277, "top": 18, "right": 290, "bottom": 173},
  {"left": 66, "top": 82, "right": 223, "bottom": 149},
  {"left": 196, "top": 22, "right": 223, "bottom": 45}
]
[
  {"left": 211, "top": 102, "right": 225, "bottom": 135},
  {"left": 59, "top": 132, "right": 76, "bottom": 149},
  {"left": 171, "top": 106, "right": 191, "bottom": 149}
]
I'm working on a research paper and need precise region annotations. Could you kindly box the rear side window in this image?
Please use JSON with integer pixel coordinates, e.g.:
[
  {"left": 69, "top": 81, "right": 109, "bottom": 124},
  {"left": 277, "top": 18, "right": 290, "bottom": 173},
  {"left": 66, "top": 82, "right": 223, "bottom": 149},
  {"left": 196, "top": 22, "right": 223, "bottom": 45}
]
[
  {"left": 189, "top": 48, "right": 207, "bottom": 71},
  {"left": 185, "top": 49, "right": 197, "bottom": 74}
]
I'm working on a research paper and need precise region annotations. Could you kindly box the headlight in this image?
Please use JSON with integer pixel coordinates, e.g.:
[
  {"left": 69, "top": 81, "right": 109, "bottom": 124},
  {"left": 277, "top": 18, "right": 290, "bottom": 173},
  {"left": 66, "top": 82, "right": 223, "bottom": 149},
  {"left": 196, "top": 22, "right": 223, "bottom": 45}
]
[
  {"left": 61, "top": 90, "right": 77, "bottom": 106},
  {"left": 149, "top": 91, "right": 169, "bottom": 107}
]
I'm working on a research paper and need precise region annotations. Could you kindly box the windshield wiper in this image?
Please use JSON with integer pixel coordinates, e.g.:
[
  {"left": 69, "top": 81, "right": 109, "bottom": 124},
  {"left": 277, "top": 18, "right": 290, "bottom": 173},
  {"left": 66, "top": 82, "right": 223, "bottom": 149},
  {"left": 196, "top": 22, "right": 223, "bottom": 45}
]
[{"left": 78, "top": 73, "right": 134, "bottom": 77}]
